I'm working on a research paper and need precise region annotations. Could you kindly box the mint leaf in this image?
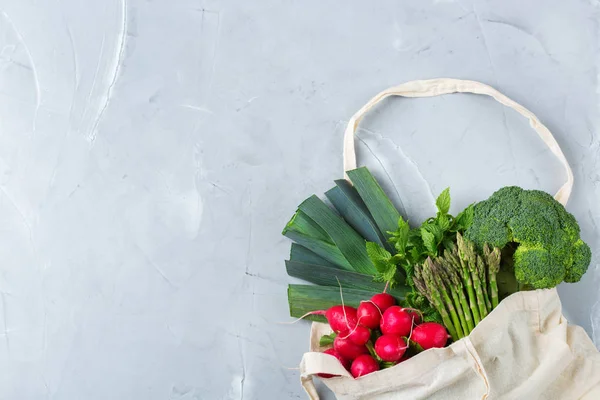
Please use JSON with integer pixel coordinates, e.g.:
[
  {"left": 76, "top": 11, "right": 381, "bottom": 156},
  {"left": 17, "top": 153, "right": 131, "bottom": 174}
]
[
  {"left": 442, "top": 237, "right": 456, "bottom": 251},
  {"left": 366, "top": 242, "right": 393, "bottom": 273},
  {"left": 389, "top": 217, "right": 410, "bottom": 255},
  {"left": 366, "top": 242, "right": 399, "bottom": 286},
  {"left": 377, "top": 264, "right": 398, "bottom": 284},
  {"left": 436, "top": 213, "right": 450, "bottom": 231},
  {"left": 435, "top": 188, "right": 451, "bottom": 215},
  {"left": 422, "top": 223, "right": 444, "bottom": 243},
  {"left": 421, "top": 229, "right": 438, "bottom": 256},
  {"left": 455, "top": 203, "right": 474, "bottom": 231}
]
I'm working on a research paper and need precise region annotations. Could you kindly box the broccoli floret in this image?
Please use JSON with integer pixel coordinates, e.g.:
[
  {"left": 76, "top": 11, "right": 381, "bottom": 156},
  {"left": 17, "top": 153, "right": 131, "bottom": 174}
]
[
  {"left": 566, "top": 240, "right": 592, "bottom": 283},
  {"left": 465, "top": 186, "right": 592, "bottom": 289}
]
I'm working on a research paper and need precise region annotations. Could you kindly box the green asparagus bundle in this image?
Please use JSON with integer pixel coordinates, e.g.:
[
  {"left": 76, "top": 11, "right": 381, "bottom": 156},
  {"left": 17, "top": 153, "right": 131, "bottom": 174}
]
[{"left": 413, "top": 233, "right": 502, "bottom": 340}]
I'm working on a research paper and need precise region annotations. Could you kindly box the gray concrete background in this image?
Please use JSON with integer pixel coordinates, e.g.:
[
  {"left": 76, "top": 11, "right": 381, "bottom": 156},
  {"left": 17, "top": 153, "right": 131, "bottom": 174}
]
[{"left": 0, "top": 0, "right": 599, "bottom": 399}]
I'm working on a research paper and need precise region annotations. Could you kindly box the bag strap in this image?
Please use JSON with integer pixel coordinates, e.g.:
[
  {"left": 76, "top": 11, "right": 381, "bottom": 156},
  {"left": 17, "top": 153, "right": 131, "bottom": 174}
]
[
  {"left": 343, "top": 78, "right": 573, "bottom": 205},
  {"left": 300, "top": 352, "right": 353, "bottom": 400}
]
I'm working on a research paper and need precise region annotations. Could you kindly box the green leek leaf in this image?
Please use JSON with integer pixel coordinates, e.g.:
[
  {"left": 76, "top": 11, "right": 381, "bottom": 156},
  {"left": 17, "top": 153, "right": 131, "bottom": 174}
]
[
  {"left": 288, "top": 284, "right": 405, "bottom": 321},
  {"left": 289, "top": 243, "right": 339, "bottom": 269},
  {"left": 298, "top": 195, "right": 376, "bottom": 274},
  {"left": 346, "top": 167, "right": 401, "bottom": 244},
  {"left": 325, "top": 180, "right": 390, "bottom": 251},
  {"left": 286, "top": 260, "right": 408, "bottom": 297}
]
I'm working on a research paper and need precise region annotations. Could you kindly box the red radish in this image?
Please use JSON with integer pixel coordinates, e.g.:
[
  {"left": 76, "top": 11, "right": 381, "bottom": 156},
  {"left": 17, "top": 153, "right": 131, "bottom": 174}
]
[
  {"left": 357, "top": 301, "right": 382, "bottom": 329},
  {"left": 374, "top": 334, "right": 407, "bottom": 362},
  {"left": 318, "top": 348, "right": 351, "bottom": 378},
  {"left": 334, "top": 334, "right": 369, "bottom": 360},
  {"left": 380, "top": 306, "right": 413, "bottom": 336},
  {"left": 405, "top": 308, "right": 422, "bottom": 325},
  {"left": 344, "top": 325, "right": 371, "bottom": 346},
  {"left": 308, "top": 305, "right": 359, "bottom": 333},
  {"left": 351, "top": 354, "right": 380, "bottom": 378},
  {"left": 370, "top": 293, "right": 396, "bottom": 313},
  {"left": 411, "top": 322, "right": 449, "bottom": 350}
]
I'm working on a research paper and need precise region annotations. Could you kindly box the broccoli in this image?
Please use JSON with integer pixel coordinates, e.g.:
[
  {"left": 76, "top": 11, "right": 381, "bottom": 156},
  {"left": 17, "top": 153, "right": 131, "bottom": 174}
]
[{"left": 464, "top": 186, "right": 591, "bottom": 289}]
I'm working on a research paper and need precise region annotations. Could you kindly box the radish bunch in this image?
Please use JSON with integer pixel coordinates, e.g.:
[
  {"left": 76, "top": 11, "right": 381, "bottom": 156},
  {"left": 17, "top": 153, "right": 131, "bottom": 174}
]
[{"left": 314, "top": 293, "right": 449, "bottom": 379}]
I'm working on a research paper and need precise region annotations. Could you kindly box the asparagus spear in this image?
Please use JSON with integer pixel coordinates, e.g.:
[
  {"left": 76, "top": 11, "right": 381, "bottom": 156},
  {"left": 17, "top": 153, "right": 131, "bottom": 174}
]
[
  {"left": 440, "top": 256, "right": 474, "bottom": 333},
  {"left": 428, "top": 259, "right": 465, "bottom": 339},
  {"left": 421, "top": 260, "right": 459, "bottom": 341},
  {"left": 435, "top": 258, "right": 469, "bottom": 337},
  {"left": 450, "top": 237, "right": 481, "bottom": 325},
  {"left": 413, "top": 265, "right": 433, "bottom": 304},
  {"left": 484, "top": 243, "right": 501, "bottom": 309},
  {"left": 460, "top": 235, "right": 488, "bottom": 319},
  {"left": 477, "top": 255, "right": 492, "bottom": 312}
]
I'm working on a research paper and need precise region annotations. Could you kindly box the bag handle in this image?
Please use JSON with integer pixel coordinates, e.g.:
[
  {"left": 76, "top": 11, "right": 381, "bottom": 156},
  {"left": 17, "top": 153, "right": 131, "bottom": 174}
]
[{"left": 343, "top": 78, "right": 574, "bottom": 205}]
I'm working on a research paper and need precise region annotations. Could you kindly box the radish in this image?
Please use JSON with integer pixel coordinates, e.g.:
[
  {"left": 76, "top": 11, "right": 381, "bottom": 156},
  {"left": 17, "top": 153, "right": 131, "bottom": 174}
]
[
  {"left": 357, "top": 301, "right": 381, "bottom": 330},
  {"left": 318, "top": 348, "right": 351, "bottom": 378},
  {"left": 343, "top": 325, "right": 371, "bottom": 346},
  {"left": 411, "top": 322, "right": 449, "bottom": 350},
  {"left": 374, "top": 334, "right": 408, "bottom": 362},
  {"left": 308, "top": 305, "right": 358, "bottom": 333},
  {"left": 405, "top": 308, "right": 422, "bottom": 325},
  {"left": 334, "top": 334, "right": 369, "bottom": 360},
  {"left": 380, "top": 306, "right": 413, "bottom": 336},
  {"left": 370, "top": 293, "right": 396, "bottom": 313},
  {"left": 350, "top": 354, "right": 380, "bottom": 378}
]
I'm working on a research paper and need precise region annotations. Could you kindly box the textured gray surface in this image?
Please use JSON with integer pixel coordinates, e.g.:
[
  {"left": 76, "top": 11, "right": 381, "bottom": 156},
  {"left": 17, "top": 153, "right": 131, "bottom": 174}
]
[{"left": 0, "top": 0, "right": 599, "bottom": 399}]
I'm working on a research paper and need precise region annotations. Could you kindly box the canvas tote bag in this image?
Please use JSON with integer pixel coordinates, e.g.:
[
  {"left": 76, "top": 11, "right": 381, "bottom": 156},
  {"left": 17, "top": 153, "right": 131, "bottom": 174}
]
[{"left": 299, "top": 79, "right": 600, "bottom": 400}]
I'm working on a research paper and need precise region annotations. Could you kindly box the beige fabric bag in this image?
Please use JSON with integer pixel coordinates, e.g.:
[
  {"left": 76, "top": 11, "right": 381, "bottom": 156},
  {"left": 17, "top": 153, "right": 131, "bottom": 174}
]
[{"left": 299, "top": 79, "right": 600, "bottom": 399}]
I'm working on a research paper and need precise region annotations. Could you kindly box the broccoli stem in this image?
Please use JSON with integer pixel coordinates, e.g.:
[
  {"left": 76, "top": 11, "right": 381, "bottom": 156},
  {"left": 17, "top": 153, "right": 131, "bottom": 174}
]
[{"left": 422, "top": 260, "right": 459, "bottom": 341}]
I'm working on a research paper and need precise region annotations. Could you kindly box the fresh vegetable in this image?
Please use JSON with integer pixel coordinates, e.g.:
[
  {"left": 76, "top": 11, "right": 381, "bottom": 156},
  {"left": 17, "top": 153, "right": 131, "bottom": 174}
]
[
  {"left": 324, "top": 305, "right": 358, "bottom": 332},
  {"left": 346, "top": 167, "right": 402, "bottom": 241},
  {"left": 374, "top": 334, "right": 408, "bottom": 362},
  {"left": 351, "top": 354, "right": 380, "bottom": 378},
  {"left": 357, "top": 301, "right": 383, "bottom": 330},
  {"left": 386, "top": 188, "right": 473, "bottom": 325},
  {"left": 345, "top": 325, "right": 371, "bottom": 346},
  {"left": 483, "top": 244, "right": 501, "bottom": 308},
  {"left": 412, "top": 235, "right": 503, "bottom": 339},
  {"left": 371, "top": 293, "right": 396, "bottom": 312},
  {"left": 411, "top": 322, "right": 449, "bottom": 350},
  {"left": 283, "top": 168, "right": 410, "bottom": 320},
  {"left": 318, "top": 349, "right": 351, "bottom": 378},
  {"left": 380, "top": 306, "right": 413, "bottom": 336},
  {"left": 334, "top": 334, "right": 369, "bottom": 360},
  {"left": 405, "top": 309, "right": 422, "bottom": 325},
  {"left": 465, "top": 186, "right": 591, "bottom": 289}
]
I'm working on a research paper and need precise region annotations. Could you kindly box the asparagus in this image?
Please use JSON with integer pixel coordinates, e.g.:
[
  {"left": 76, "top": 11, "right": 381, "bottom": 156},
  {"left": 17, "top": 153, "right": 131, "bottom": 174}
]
[
  {"left": 421, "top": 260, "right": 459, "bottom": 340},
  {"left": 413, "top": 266, "right": 433, "bottom": 304},
  {"left": 459, "top": 234, "right": 488, "bottom": 319},
  {"left": 477, "top": 255, "right": 492, "bottom": 312},
  {"left": 435, "top": 258, "right": 470, "bottom": 336},
  {"left": 451, "top": 236, "right": 482, "bottom": 325},
  {"left": 429, "top": 259, "right": 465, "bottom": 339},
  {"left": 484, "top": 244, "right": 501, "bottom": 309},
  {"left": 440, "top": 257, "right": 475, "bottom": 333}
]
